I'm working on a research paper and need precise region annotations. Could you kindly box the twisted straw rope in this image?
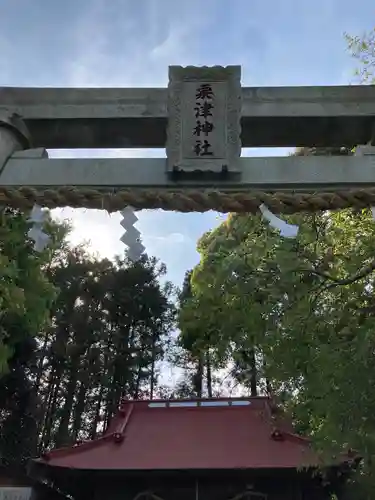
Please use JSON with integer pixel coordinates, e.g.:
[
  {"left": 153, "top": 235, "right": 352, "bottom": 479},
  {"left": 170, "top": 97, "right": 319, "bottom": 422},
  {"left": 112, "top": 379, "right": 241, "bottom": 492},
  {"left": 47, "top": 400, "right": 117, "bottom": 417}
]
[{"left": 0, "top": 186, "right": 374, "bottom": 213}]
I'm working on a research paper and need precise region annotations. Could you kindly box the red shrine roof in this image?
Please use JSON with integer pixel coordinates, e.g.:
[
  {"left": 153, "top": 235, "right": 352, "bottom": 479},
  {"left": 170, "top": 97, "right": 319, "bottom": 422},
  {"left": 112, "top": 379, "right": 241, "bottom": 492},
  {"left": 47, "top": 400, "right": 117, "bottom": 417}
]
[{"left": 37, "top": 397, "right": 329, "bottom": 471}]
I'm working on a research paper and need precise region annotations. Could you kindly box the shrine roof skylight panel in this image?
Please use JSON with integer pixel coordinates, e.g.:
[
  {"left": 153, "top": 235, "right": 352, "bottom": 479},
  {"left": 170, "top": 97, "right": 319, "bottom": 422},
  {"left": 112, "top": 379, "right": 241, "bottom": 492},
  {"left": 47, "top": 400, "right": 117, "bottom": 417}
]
[
  {"left": 33, "top": 397, "right": 328, "bottom": 472},
  {"left": 147, "top": 399, "right": 252, "bottom": 408}
]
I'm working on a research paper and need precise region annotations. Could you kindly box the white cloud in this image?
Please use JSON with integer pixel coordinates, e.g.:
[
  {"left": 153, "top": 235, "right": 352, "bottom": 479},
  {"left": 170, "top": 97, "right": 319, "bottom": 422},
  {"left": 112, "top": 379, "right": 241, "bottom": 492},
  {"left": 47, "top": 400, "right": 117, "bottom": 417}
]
[{"left": 149, "top": 232, "right": 188, "bottom": 245}]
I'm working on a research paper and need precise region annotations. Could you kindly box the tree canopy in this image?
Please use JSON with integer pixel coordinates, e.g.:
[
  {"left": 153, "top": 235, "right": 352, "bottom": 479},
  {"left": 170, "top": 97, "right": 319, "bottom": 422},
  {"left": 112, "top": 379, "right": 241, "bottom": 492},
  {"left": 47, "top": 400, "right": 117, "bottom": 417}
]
[
  {"left": 0, "top": 206, "right": 176, "bottom": 473},
  {"left": 177, "top": 27, "right": 375, "bottom": 497}
]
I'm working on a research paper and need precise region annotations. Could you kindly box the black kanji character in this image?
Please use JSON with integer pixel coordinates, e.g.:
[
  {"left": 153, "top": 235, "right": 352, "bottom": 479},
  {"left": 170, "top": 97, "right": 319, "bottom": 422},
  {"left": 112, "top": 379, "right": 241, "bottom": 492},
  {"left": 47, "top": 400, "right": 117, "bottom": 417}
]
[
  {"left": 194, "top": 140, "right": 214, "bottom": 157},
  {"left": 195, "top": 83, "right": 214, "bottom": 100},
  {"left": 201, "top": 140, "right": 214, "bottom": 156},
  {"left": 194, "top": 101, "right": 214, "bottom": 119},
  {"left": 193, "top": 120, "right": 214, "bottom": 137},
  {"left": 193, "top": 141, "right": 202, "bottom": 156}
]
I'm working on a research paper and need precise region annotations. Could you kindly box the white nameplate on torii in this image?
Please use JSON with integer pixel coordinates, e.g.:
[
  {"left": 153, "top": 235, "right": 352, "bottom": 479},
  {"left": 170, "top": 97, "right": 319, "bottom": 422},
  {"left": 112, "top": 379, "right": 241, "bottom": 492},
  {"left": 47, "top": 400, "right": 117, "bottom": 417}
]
[{"left": 166, "top": 66, "right": 242, "bottom": 173}]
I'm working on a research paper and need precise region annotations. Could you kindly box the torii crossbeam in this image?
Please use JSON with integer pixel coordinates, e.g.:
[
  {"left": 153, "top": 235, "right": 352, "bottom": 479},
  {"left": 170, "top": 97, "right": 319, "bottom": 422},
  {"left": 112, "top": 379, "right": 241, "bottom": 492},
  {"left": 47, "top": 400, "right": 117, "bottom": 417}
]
[{"left": 1, "top": 65, "right": 375, "bottom": 214}]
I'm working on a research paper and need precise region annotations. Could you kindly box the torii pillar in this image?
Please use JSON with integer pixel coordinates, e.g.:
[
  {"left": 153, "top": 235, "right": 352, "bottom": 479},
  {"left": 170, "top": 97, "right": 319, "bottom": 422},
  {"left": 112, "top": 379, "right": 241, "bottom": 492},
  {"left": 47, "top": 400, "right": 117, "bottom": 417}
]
[{"left": 0, "top": 114, "right": 31, "bottom": 172}]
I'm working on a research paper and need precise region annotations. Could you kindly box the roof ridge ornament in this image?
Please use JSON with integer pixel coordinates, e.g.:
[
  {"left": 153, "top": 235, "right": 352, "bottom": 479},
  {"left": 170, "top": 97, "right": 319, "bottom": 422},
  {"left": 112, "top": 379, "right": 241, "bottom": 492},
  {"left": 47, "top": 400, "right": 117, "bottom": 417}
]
[{"left": 112, "top": 402, "right": 134, "bottom": 444}]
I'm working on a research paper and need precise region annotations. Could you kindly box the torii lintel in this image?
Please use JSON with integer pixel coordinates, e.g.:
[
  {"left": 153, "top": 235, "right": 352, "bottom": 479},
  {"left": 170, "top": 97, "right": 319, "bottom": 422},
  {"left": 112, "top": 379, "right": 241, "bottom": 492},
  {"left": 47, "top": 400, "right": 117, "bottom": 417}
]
[{"left": 1, "top": 65, "right": 375, "bottom": 214}]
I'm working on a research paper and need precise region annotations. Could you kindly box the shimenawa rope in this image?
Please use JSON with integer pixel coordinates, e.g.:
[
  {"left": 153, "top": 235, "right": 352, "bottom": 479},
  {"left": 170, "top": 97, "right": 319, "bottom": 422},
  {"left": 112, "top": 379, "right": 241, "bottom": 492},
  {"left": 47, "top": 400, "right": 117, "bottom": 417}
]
[{"left": 0, "top": 186, "right": 374, "bottom": 214}]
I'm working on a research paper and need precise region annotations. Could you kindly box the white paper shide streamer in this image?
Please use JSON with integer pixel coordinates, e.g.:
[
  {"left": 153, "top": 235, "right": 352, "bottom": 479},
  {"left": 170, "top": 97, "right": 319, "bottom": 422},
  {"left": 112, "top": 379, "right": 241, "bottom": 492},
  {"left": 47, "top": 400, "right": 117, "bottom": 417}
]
[
  {"left": 259, "top": 204, "right": 299, "bottom": 238},
  {"left": 27, "top": 204, "right": 51, "bottom": 252},
  {"left": 120, "top": 207, "right": 145, "bottom": 262}
]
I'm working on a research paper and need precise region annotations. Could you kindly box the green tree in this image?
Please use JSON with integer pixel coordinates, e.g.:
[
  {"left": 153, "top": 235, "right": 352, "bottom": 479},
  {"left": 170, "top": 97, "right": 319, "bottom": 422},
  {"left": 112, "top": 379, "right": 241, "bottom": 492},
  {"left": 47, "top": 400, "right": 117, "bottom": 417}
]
[
  {"left": 346, "top": 27, "right": 375, "bottom": 83},
  {"left": 0, "top": 207, "right": 175, "bottom": 470},
  {"left": 36, "top": 249, "right": 175, "bottom": 450},
  {"left": 0, "top": 207, "right": 69, "bottom": 473},
  {"left": 179, "top": 146, "right": 375, "bottom": 495},
  {"left": 176, "top": 270, "right": 205, "bottom": 398},
  {"left": 0, "top": 208, "right": 59, "bottom": 372}
]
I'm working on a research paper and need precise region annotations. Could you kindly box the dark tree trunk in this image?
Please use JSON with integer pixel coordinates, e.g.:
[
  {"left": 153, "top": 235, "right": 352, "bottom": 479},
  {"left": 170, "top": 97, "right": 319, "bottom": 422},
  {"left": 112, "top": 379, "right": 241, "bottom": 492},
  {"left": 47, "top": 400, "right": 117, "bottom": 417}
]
[
  {"left": 55, "top": 358, "right": 80, "bottom": 447},
  {"left": 72, "top": 377, "right": 87, "bottom": 442},
  {"left": 41, "top": 369, "right": 62, "bottom": 450},
  {"left": 206, "top": 351, "right": 213, "bottom": 398},
  {"left": 34, "top": 330, "right": 51, "bottom": 392},
  {"left": 249, "top": 348, "right": 257, "bottom": 397},
  {"left": 90, "top": 384, "right": 104, "bottom": 440},
  {"left": 192, "top": 355, "right": 203, "bottom": 398},
  {"left": 150, "top": 332, "right": 157, "bottom": 400}
]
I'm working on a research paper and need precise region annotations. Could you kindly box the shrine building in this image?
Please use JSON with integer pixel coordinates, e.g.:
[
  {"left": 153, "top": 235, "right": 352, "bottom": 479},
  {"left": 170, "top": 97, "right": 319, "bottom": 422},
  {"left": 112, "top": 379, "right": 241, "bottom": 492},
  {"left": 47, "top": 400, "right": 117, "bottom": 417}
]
[{"left": 28, "top": 397, "right": 353, "bottom": 500}]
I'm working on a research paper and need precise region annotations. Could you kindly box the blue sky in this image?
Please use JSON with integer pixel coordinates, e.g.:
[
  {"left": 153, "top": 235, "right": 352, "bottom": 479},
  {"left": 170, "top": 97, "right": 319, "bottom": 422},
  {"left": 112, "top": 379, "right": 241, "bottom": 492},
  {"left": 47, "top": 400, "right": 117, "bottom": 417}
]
[{"left": 1, "top": 0, "right": 374, "bottom": 288}]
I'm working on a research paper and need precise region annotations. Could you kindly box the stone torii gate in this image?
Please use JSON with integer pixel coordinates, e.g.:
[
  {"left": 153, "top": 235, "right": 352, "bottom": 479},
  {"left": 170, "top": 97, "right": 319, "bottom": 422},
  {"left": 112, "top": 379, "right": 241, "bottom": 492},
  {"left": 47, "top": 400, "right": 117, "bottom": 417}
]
[{"left": 1, "top": 65, "right": 375, "bottom": 216}]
